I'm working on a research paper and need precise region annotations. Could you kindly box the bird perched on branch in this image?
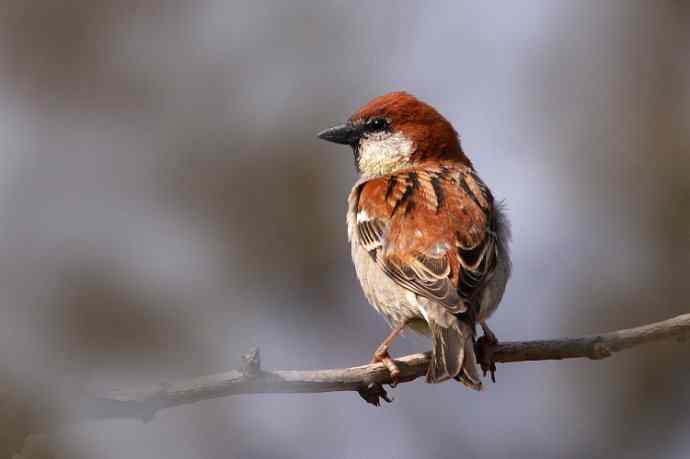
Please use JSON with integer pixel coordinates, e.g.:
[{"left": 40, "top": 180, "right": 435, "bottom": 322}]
[{"left": 318, "top": 92, "right": 510, "bottom": 388}]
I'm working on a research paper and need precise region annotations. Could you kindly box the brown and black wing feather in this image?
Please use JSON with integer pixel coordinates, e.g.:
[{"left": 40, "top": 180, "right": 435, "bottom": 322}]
[{"left": 354, "top": 164, "right": 497, "bottom": 317}]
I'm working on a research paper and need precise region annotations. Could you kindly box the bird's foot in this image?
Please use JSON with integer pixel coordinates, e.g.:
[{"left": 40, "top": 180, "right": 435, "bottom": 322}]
[
  {"left": 358, "top": 382, "right": 393, "bottom": 406},
  {"left": 476, "top": 333, "right": 498, "bottom": 383},
  {"left": 370, "top": 350, "right": 401, "bottom": 387}
]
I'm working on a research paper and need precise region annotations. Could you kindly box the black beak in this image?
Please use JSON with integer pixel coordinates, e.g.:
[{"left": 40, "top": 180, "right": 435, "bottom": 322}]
[{"left": 317, "top": 123, "right": 361, "bottom": 146}]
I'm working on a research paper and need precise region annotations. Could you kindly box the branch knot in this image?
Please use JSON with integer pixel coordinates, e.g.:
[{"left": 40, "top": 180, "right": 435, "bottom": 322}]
[{"left": 589, "top": 340, "right": 612, "bottom": 360}]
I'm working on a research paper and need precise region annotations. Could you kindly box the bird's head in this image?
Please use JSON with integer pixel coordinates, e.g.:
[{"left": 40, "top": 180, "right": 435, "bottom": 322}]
[{"left": 318, "top": 92, "right": 470, "bottom": 177}]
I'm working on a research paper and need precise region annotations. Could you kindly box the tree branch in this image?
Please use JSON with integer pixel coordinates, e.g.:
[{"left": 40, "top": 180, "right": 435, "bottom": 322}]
[{"left": 79, "top": 313, "right": 690, "bottom": 421}]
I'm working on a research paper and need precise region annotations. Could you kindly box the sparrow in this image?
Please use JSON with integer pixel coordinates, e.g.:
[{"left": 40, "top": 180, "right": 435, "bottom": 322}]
[{"left": 318, "top": 92, "right": 510, "bottom": 388}]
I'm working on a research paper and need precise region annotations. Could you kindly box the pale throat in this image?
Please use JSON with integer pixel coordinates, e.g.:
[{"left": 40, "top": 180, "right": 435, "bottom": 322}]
[{"left": 356, "top": 131, "right": 415, "bottom": 178}]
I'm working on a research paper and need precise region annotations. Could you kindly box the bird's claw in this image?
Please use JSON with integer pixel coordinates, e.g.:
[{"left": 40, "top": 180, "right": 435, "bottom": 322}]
[
  {"left": 370, "top": 350, "right": 401, "bottom": 387},
  {"left": 388, "top": 368, "right": 401, "bottom": 388},
  {"left": 358, "top": 382, "right": 393, "bottom": 406},
  {"left": 476, "top": 335, "right": 498, "bottom": 383}
]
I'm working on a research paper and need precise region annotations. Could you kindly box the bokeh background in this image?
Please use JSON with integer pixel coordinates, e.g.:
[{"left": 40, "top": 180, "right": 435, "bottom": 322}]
[{"left": 1, "top": 1, "right": 689, "bottom": 458}]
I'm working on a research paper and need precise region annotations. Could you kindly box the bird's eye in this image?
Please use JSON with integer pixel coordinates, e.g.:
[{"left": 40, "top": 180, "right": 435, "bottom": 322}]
[{"left": 369, "top": 118, "right": 387, "bottom": 130}]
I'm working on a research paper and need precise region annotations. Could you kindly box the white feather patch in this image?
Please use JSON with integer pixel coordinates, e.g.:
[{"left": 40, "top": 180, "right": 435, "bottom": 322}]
[
  {"left": 356, "top": 210, "right": 370, "bottom": 223},
  {"left": 358, "top": 131, "right": 414, "bottom": 177}
]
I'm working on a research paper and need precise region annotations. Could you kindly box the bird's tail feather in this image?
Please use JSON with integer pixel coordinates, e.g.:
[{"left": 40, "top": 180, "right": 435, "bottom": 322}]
[{"left": 426, "top": 320, "right": 482, "bottom": 390}]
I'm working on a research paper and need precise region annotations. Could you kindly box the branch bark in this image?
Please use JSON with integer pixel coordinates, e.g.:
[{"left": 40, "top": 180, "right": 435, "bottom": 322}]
[{"left": 79, "top": 313, "right": 690, "bottom": 421}]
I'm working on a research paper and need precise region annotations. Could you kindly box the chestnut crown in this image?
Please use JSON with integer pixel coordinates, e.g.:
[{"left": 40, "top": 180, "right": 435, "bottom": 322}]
[{"left": 318, "top": 92, "right": 470, "bottom": 176}]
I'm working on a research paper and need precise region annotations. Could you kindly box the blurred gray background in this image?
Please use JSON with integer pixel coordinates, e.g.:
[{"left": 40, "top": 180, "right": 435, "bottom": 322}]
[{"left": 1, "top": 1, "right": 689, "bottom": 458}]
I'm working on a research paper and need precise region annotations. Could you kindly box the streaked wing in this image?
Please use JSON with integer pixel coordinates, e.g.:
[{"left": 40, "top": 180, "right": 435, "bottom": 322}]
[{"left": 351, "top": 163, "right": 497, "bottom": 315}]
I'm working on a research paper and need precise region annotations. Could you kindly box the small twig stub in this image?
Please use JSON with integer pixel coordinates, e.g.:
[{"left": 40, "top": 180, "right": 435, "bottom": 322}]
[{"left": 241, "top": 347, "right": 261, "bottom": 377}]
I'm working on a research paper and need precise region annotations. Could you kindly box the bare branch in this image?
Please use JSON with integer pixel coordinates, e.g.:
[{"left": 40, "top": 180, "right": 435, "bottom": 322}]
[{"left": 79, "top": 313, "right": 690, "bottom": 421}]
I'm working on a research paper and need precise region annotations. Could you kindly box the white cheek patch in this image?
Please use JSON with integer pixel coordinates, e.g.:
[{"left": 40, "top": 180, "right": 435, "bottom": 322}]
[
  {"left": 356, "top": 210, "right": 370, "bottom": 223},
  {"left": 358, "top": 131, "right": 414, "bottom": 177}
]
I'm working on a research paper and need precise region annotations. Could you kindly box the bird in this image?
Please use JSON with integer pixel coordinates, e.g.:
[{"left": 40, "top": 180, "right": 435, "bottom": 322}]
[{"left": 317, "top": 92, "right": 511, "bottom": 388}]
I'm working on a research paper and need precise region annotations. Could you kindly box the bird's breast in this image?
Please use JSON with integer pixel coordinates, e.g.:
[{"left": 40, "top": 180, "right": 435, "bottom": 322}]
[{"left": 350, "top": 236, "right": 426, "bottom": 328}]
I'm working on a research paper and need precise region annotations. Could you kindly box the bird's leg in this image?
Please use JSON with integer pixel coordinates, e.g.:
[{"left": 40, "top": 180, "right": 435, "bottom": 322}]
[
  {"left": 480, "top": 321, "right": 497, "bottom": 344},
  {"left": 477, "top": 320, "right": 498, "bottom": 383},
  {"left": 370, "top": 321, "right": 408, "bottom": 387}
]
